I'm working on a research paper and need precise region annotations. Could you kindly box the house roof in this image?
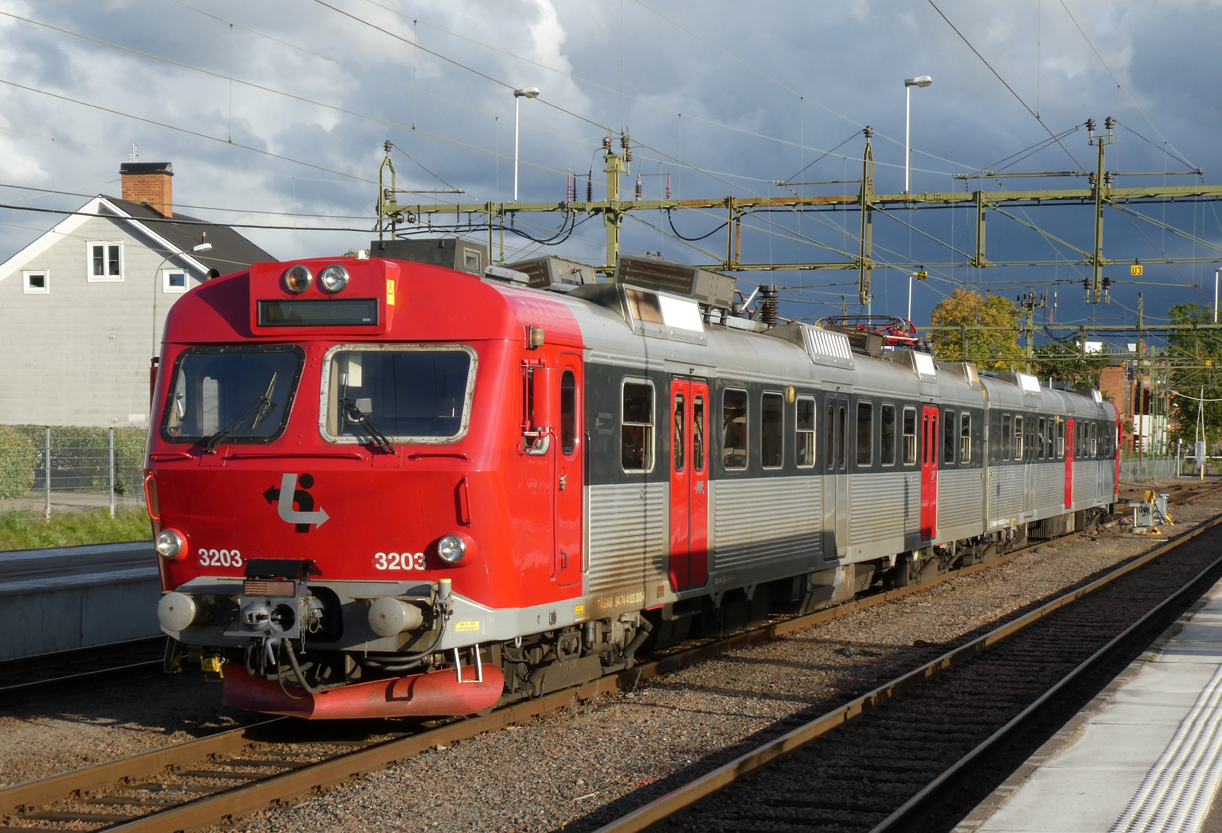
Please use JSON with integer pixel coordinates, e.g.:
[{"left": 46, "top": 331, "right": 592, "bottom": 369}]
[
  {"left": 102, "top": 196, "right": 274, "bottom": 277},
  {"left": 0, "top": 195, "right": 275, "bottom": 284}
]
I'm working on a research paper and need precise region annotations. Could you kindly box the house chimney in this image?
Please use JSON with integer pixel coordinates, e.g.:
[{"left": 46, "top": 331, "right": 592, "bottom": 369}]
[{"left": 120, "top": 162, "right": 173, "bottom": 218}]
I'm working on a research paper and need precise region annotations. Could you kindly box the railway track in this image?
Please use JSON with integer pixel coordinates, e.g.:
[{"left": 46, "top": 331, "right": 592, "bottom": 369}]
[
  {"left": 2, "top": 485, "right": 1215, "bottom": 833},
  {"left": 592, "top": 502, "right": 1222, "bottom": 832}
]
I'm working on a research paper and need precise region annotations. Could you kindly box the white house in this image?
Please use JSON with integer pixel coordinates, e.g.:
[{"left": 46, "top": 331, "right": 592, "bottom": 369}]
[{"left": 0, "top": 162, "right": 274, "bottom": 428}]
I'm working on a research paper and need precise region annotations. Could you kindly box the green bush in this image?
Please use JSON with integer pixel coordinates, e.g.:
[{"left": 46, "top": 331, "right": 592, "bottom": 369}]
[
  {"left": 0, "top": 425, "right": 36, "bottom": 498},
  {"left": 8, "top": 425, "right": 149, "bottom": 495}
]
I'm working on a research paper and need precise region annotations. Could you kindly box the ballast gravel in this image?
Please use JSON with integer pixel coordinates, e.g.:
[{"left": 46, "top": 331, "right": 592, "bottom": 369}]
[{"left": 2, "top": 480, "right": 1218, "bottom": 833}]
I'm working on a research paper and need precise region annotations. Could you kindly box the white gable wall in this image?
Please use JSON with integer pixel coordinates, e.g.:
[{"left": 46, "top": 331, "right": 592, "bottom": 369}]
[{"left": 0, "top": 212, "right": 206, "bottom": 428}]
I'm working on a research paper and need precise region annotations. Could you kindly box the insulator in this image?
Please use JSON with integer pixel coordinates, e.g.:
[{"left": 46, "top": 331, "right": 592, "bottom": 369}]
[
  {"left": 1086, "top": 118, "right": 1096, "bottom": 133},
  {"left": 1104, "top": 171, "right": 1114, "bottom": 186},
  {"left": 863, "top": 125, "right": 873, "bottom": 138},
  {"left": 625, "top": 150, "right": 633, "bottom": 163},
  {"left": 1088, "top": 171, "right": 1096, "bottom": 186},
  {"left": 384, "top": 140, "right": 393, "bottom": 153},
  {"left": 566, "top": 170, "right": 573, "bottom": 203},
  {"left": 621, "top": 135, "right": 629, "bottom": 150},
  {"left": 602, "top": 136, "right": 612, "bottom": 150},
  {"left": 635, "top": 173, "right": 642, "bottom": 200},
  {"left": 586, "top": 175, "right": 593, "bottom": 202},
  {"left": 666, "top": 173, "right": 672, "bottom": 200},
  {"left": 1105, "top": 116, "right": 1115, "bottom": 131},
  {"left": 759, "top": 285, "right": 779, "bottom": 327}
]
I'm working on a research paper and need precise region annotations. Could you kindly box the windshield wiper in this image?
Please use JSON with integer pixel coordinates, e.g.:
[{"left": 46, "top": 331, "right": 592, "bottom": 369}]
[
  {"left": 201, "top": 374, "right": 278, "bottom": 454},
  {"left": 340, "top": 397, "right": 396, "bottom": 454}
]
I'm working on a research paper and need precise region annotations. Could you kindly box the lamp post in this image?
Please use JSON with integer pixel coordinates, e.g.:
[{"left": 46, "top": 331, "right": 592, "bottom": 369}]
[
  {"left": 151, "top": 242, "right": 211, "bottom": 358},
  {"left": 513, "top": 87, "right": 540, "bottom": 202},
  {"left": 904, "top": 76, "right": 932, "bottom": 194}
]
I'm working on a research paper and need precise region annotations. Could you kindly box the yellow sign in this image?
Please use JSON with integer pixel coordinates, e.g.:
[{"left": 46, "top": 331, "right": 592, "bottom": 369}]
[
  {"left": 575, "top": 605, "right": 584, "bottom": 616},
  {"left": 386, "top": 278, "right": 396, "bottom": 305},
  {"left": 454, "top": 621, "right": 480, "bottom": 632},
  {"left": 1131, "top": 264, "right": 1143, "bottom": 276}
]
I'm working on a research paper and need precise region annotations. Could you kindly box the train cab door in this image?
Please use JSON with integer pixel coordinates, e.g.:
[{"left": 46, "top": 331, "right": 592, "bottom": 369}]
[
  {"left": 554, "top": 355, "right": 583, "bottom": 587},
  {"left": 668, "top": 378, "right": 709, "bottom": 591},
  {"left": 1064, "top": 419, "right": 1075, "bottom": 510},
  {"left": 823, "top": 394, "right": 850, "bottom": 559},
  {"left": 920, "top": 405, "right": 939, "bottom": 541}
]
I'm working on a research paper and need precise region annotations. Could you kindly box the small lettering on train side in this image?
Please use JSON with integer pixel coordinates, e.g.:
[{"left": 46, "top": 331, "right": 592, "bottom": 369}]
[
  {"left": 595, "top": 591, "right": 645, "bottom": 610},
  {"left": 454, "top": 621, "right": 481, "bottom": 632},
  {"left": 575, "top": 605, "right": 584, "bottom": 616}
]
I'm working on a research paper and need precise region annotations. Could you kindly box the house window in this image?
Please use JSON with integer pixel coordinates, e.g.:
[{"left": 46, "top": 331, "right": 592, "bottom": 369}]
[
  {"left": 162, "top": 269, "right": 189, "bottom": 293},
  {"left": 88, "top": 242, "right": 123, "bottom": 281},
  {"left": 23, "top": 270, "right": 49, "bottom": 294}
]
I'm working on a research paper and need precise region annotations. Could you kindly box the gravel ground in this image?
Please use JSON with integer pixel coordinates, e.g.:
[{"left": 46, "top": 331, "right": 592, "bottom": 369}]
[{"left": 3, "top": 478, "right": 1217, "bottom": 833}]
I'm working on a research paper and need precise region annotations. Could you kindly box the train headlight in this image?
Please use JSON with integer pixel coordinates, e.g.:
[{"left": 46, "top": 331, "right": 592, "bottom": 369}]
[
  {"left": 155, "top": 529, "right": 187, "bottom": 561},
  {"left": 437, "top": 534, "right": 467, "bottom": 565},
  {"left": 319, "top": 264, "right": 350, "bottom": 293},
  {"left": 284, "top": 264, "right": 313, "bottom": 294}
]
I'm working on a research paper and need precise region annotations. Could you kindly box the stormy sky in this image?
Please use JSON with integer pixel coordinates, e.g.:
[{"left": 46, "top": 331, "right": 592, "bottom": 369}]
[{"left": 3, "top": 0, "right": 1221, "bottom": 343}]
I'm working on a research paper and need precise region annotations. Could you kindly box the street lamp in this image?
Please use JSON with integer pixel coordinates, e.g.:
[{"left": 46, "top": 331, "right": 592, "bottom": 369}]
[
  {"left": 151, "top": 241, "right": 212, "bottom": 358},
  {"left": 513, "top": 87, "right": 540, "bottom": 202},
  {"left": 904, "top": 76, "right": 932, "bottom": 194}
]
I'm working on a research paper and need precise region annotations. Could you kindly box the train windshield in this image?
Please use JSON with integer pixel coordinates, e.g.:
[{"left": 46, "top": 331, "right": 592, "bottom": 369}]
[
  {"left": 322, "top": 345, "right": 476, "bottom": 444},
  {"left": 162, "top": 346, "right": 303, "bottom": 443}
]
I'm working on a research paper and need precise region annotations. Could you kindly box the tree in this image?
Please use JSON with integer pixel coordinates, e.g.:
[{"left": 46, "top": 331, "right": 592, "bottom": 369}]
[
  {"left": 1165, "top": 303, "right": 1222, "bottom": 452},
  {"left": 1032, "top": 336, "right": 1107, "bottom": 390},
  {"left": 928, "top": 289, "right": 1022, "bottom": 371}
]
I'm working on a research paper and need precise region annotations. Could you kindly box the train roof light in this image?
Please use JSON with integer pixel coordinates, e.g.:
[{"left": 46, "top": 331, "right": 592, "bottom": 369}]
[
  {"left": 319, "top": 264, "right": 350, "bottom": 293},
  {"left": 284, "top": 264, "right": 313, "bottom": 294}
]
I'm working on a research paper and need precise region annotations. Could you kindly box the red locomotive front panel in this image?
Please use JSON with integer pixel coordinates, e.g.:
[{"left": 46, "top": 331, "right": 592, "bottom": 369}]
[{"left": 147, "top": 256, "right": 594, "bottom": 718}]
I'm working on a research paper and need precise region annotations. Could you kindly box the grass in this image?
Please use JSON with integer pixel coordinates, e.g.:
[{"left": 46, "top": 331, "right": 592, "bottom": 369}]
[{"left": 0, "top": 508, "right": 153, "bottom": 551}]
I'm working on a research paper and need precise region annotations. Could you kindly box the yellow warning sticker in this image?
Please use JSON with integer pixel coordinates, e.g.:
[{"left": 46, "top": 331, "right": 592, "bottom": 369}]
[
  {"left": 453, "top": 621, "right": 480, "bottom": 633},
  {"left": 575, "top": 605, "right": 584, "bottom": 616},
  {"left": 386, "top": 278, "right": 396, "bottom": 305}
]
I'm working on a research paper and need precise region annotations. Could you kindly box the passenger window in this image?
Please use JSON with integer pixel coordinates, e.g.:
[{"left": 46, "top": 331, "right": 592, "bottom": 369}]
[
  {"left": 1091, "top": 423, "right": 1098, "bottom": 457},
  {"left": 1037, "top": 418, "right": 1046, "bottom": 460},
  {"left": 722, "top": 389, "right": 748, "bottom": 470},
  {"left": 826, "top": 402, "right": 836, "bottom": 471},
  {"left": 837, "top": 405, "right": 847, "bottom": 470},
  {"left": 1015, "top": 416, "right": 1024, "bottom": 460},
  {"left": 943, "top": 410, "right": 956, "bottom": 465},
  {"left": 762, "top": 392, "right": 784, "bottom": 469},
  {"left": 1002, "top": 414, "right": 1012, "bottom": 461},
  {"left": 960, "top": 413, "right": 971, "bottom": 464},
  {"left": 881, "top": 404, "right": 896, "bottom": 466},
  {"left": 857, "top": 402, "right": 873, "bottom": 466},
  {"left": 693, "top": 395, "right": 705, "bottom": 472},
  {"left": 673, "top": 393, "right": 685, "bottom": 472},
  {"left": 621, "top": 381, "right": 654, "bottom": 472},
  {"left": 1056, "top": 419, "right": 1065, "bottom": 460},
  {"left": 796, "top": 396, "right": 815, "bottom": 468},
  {"left": 560, "top": 370, "right": 577, "bottom": 455},
  {"left": 902, "top": 407, "right": 917, "bottom": 465}
]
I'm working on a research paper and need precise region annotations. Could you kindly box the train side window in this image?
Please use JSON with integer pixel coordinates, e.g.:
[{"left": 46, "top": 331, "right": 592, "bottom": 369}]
[
  {"left": 1001, "top": 414, "right": 1012, "bottom": 460},
  {"left": 837, "top": 404, "right": 847, "bottom": 470},
  {"left": 1091, "top": 422, "right": 1098, "bottom": 457},
  {"left": 621, "top": 380, "right": 654, "bottom": 472},
  {"left": 902, "top": 407, "right": 917, "bottom": 465},
  {"left": 960, "top": 413, "right": 972, "bottom": 463},
  {"left": 1037, "top": 417, "right": 1046, "bottom": 460},
  {"left": 856, "top": 402, "right": 873, "bottom": 466},
  {"left": 560, "top": 370, "right": 577, "bottom": 456},
  {"left": 762, "top": 392, "right": 784, "bottom": 469},
  {"left": 722, "top": 388, "right": 748, "bottom": 470},
  {"left": 1014, "top": 416, "right": 1024, "bottom": 460},
  {"left": 693, "top": 395, "right": 706, "bottom": 472},
  {"left": 942, "top": 410, "right": 956, "bottom": 465},
  {"left": 1056, "top": 418, "right": 1065, "bottom": 460},
  {"left": 881, "top": 404, "right": 896, "bottom": 466},
  {"left": 796, "top": 396, "right": 815, "bottom": 468},
  {"left": 673, "top": 392, "right": 685, "bottom": 472}
]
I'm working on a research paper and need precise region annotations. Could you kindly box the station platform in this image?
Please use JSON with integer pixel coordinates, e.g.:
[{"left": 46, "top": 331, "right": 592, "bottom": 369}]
[
  {"left": 963, "top": 578, "right": 1222, "bottom": 833},
  {"left": 0, "top": 541, "right": 159, "bottom": 661}
]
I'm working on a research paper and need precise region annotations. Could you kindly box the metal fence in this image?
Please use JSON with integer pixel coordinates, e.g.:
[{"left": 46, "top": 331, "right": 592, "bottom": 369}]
[{"left": 0, "top": 425, "right": 146, "bottom": 518}]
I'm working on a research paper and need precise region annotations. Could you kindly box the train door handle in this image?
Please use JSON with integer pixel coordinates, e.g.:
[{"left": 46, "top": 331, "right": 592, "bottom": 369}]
[
  {"left": 559, "top": 474, "right": 567, "bottom": 491},
  {"left": 561, "top": 549, "right": 568, "bottom": 569}
]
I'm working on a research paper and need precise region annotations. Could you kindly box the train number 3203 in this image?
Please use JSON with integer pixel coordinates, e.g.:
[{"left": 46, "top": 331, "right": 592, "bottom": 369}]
[
  {"left": 375, "top": 552, "right": 426, "bottom": 571},
  {"left": 199, "top": 548, "right": 243, "bottom": 567}
]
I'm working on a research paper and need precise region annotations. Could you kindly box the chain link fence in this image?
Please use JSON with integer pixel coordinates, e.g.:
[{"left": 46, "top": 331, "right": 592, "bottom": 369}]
[{"left": 0, "top": 425, "right": 146, "bottom": 518}]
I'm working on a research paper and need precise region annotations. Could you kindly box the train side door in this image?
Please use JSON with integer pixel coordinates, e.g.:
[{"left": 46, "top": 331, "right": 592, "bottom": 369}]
[
  {"left": 920, "top": 405, "right": 939, "bottom": 541},
  {"left": 554, "top": 355, "right": 583, "bottom": 587},
  {"left": 1064, "top": 419, "right": 1075, "bottom": 510},
  {"left": 668, "top": 378, "right": 709, "bottom": 590},
  {"left": 823, "top": 394, "right": 850, "bottom": 559}
]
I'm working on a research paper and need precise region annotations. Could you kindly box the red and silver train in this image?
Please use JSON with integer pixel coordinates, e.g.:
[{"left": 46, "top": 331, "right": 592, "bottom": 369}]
[{"left": 147, "top": 253, "right": 1121, "bottom": 719}]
